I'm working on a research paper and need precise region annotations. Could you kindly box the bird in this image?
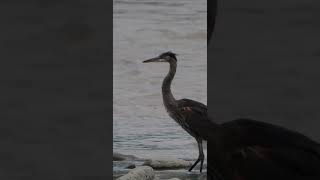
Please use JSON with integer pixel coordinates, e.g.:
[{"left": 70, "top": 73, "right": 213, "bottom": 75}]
[{"left": 143, "top": 51, "right": 209, "bottom": 172}]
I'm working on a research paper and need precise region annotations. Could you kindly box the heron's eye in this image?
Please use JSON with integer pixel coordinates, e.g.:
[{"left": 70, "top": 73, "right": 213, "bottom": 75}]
[{"left": 166, "top": 56, "right": 173, "bottom": 61}]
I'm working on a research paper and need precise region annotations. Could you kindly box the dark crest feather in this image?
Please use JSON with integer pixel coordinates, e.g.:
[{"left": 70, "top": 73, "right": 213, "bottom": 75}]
[{"left": 160, "top": 51, "right": 178, "bottom": 60}]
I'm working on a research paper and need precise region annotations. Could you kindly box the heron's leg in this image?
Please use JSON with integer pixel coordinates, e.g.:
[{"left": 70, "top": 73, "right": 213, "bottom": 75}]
[
  {"left": 188, "top": 139, "right": 204, "bottom": 172},
  {"left": 188, "top": 157, "right": 200, "bottom": 172},
  {"left": 198, "top": 139, "right": 204, "bottom": 172}
]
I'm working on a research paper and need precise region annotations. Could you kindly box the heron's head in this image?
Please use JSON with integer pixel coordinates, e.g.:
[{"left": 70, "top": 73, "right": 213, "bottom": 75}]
[{"left": 143, "top": 51, "right": 177, "bottom": 64}]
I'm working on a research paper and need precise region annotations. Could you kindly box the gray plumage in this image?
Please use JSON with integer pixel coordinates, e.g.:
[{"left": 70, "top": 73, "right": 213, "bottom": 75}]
[{"left": 143, "top": 51, "right": 209, "bottom": 172}]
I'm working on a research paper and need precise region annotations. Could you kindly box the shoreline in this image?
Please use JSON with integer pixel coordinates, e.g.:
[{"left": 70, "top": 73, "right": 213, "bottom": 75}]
[{"left": 113, "top": 152, "right": 207, "bottom": 180}]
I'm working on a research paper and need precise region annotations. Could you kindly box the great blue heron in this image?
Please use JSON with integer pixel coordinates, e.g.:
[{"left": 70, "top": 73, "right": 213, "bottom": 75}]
[{"left": 143, "top": 51, "right": 209, "bottom": 172}]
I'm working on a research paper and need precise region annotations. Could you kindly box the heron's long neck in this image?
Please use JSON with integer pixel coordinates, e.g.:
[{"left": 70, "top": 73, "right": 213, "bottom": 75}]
[{"left": 162, "top": 62, "right": 177, "bottom": 106}]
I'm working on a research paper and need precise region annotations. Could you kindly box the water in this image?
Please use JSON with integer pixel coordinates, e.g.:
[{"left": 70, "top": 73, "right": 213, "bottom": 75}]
[{"left": 113, "top": 0, "right": 207, "bottom": 160}]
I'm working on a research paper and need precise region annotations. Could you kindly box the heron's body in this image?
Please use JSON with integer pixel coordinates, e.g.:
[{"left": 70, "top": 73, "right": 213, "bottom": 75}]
[{"left": 161, "top": 61, "right": 207, "bottom": 137}]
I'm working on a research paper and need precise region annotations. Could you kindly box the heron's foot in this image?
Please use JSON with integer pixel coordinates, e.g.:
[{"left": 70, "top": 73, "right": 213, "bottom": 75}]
[{"left": 188, "top": 154, "right": 204, "bottom": 172}]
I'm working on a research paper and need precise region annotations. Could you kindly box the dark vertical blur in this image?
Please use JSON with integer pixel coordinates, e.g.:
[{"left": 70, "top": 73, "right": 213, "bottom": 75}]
[
  {"left": 0, "top": 0, "right": 112, "bottom": 179},
  {"left": 208, "top": 0, "right": 217, "bottom": 44},
  {"left": 208, "top": 0, "right": 320, "bottom": 179},
  {"left": 208, "top": 0, "right": 320, "bottom": 145}
]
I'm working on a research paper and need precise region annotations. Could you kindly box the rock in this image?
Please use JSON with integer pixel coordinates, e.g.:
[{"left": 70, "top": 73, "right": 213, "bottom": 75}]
[
  {"left": 116, "top": 166, "right": 155, "bottom": 180},
  {"left": 114, "top": 160, "right": 136, "bottom": 169},
  {"left": 143, "top": 158, "right": 192, "bottom": 170},
  {"left": 155, "top": 169, "right": 207, "bottom": 180},
  {"left": 126, "top": 164, "right": 136, "bottom": 169},
  {"left": 113, "top": 152, "right": 138, "bottom": 161}
]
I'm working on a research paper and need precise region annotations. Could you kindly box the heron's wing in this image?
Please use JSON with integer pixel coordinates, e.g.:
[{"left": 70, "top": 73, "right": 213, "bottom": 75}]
[
  {"left": 176, "top": 99, "right": 217, "bottom": 140},
  {"left": 177, "top": 98, "right": 207, "bottom": 113}
]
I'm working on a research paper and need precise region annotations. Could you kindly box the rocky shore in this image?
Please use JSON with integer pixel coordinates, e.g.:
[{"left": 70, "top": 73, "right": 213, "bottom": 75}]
[{"left": 113, "top": 153, "right": 206, "bottom": 180}]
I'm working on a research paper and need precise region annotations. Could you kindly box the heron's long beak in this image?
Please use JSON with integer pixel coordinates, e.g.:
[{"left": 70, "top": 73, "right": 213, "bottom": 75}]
[{"left": 143, "top": 57, "right": 165, "bottom": 63}]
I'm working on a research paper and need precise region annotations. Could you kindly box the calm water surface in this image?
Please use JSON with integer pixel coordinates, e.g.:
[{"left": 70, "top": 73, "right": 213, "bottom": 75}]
[{"left": 113, "top": 0, "right": 207, "bottom": 160}]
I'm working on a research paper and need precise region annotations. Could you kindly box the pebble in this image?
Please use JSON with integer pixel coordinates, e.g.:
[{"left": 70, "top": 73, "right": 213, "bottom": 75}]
[
  {"left": 116, "top": 166, "right": 155, "bottom": 180},
  {"left": 126, "top": 164, "right": 136, "bottom": 169}
]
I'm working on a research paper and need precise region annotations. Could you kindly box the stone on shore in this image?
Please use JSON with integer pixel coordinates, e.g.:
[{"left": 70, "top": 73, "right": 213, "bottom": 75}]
[
  {"left": 113, "top": 152, "right": 138, "bottom": 161},
  {"left": 116, "top": 166, "right": 155, "bottom": 180},
  {"left": 143, "top": 158, "right": 192, "bottom": 170},
  {"left": 125, "top": 164, "right": 136, "bottom": 169}
]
